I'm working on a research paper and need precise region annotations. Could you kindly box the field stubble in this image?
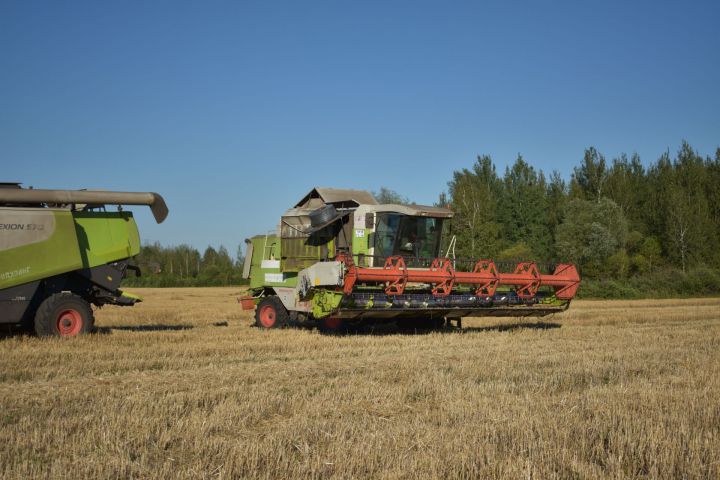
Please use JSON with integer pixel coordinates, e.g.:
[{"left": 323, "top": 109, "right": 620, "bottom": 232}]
[{"left": 1, "top": 289, "right": 719, "bottom": 479}]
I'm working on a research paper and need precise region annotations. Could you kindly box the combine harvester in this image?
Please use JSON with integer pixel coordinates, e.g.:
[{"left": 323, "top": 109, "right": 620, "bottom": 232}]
[
  {"left": 241, "top": 188, "right": 580, "bottom": 331},
  {"left": 0, "top": 183, "right": 168, "bottom": 337}
]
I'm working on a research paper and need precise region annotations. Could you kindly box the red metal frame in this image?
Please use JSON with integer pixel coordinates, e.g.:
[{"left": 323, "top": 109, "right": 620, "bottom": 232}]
[
  {"left": 471, "top": 260, "right": 499, "bottom": 297},
  {"left": 384, "top": 256, "right": 408, "bottom": 295},
  {"left": 430, "top": 258, "right": 454, "bottom": 296},
  {"left": 337, "top": 254, "right": 580, "bottom": 300},
  {"left": 238, "top": 296, "right": 256, "bottom": 310}
]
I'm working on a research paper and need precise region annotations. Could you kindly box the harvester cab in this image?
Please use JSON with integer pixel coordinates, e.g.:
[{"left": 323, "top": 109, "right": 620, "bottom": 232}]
[
  {"left": 0, "top": 184, "right": 168, "bottom": 336},
  {"left": 241, "top": 187, "right": 580, "bottom": 331}
]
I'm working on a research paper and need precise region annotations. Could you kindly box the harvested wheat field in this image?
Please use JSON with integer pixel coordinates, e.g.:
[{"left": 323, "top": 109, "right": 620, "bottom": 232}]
[{"left": 1, "top": 289, "right": 719, "bottom": 479}]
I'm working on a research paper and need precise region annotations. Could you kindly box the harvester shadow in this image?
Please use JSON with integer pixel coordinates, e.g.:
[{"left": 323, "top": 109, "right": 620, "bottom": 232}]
[
  {"left": 326, "top": 321, "right": 561, "bottom": 336},
  {"left": 97, "top": 324, "right": 194, "bottom": 334},
  {"left": 0, "top": 326, "right": 31, "bottom": 339},
  {"left": 460, "top": 321, "right": 561, "bottom": 333},
  {"left": 0, "top": 324, "right": 195, "bottom": 339}
]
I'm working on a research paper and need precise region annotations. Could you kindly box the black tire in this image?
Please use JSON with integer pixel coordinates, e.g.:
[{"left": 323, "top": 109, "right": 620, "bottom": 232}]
[
  {"left": 34, "top": 293, "right": 95, "bottom": 337},
  {"left": 255, "top": 296, "right": 289, "bottom": 329}
]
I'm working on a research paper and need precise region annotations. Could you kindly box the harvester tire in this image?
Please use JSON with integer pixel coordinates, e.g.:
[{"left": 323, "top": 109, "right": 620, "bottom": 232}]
[
  {"left": 255, "top": 296, "right": 288, "bottom": 329},
  {"left": 34, "top": 293, "right": 95, "bottom": 337}
]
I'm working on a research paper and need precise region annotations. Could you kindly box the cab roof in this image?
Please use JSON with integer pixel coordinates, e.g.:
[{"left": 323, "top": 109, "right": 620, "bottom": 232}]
[{"left": 295, "top": 187, "right": 378, "bottom": 209}]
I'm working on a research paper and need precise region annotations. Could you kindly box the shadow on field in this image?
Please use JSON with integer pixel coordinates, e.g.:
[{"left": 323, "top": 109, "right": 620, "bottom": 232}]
[
  {"left": 0, "top": 324, "right": 196, "bottom": 339},
  {"left": 323, "top": 321, "right": 562, "bottom": 336},
  {"left": 98, "top": 324, "right": 194, "bottom": 333},
  {"left": 463, "top": 321, "right": 561, "bottom": 333},
  {"left": 0, "top": 325, "right": 29, "bottom": 340}
]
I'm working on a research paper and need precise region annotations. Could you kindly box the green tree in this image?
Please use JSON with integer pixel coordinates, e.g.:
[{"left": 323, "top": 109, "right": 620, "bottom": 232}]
[
  {"left": 639, "top": 236, "right": 662, "bottom": 270},
  {"left": 605, "top": 153, "right": 647, "bottom": 229},
  {"left": 497, "top": 242, "right": 534, "bottom": 261},
  {"left": 555, "top": 198, "right": 628, "bottom": 278},
  {"left": 651, "top": 142, "right": 719, "bottom": 271},
  {"left": 545, "top": 171, "right": 567, "bottom": 258},
  {"left": 373, "top": 187, "right": 412, "bottom": 205},
  {"left": 202, "top": 246, "right": 219, "bottom": 268},
  {"left": 499, "top": 155, "right": 552, "bottom": 258},
  {"left": 571, "top": 147, "right": 608, "bottom": 201},
  {"left": 446, "top": 155, "right": 503, "bottom": 258},
  {"left": 607, "top": 249, "right": 630, "bottom": 278}
]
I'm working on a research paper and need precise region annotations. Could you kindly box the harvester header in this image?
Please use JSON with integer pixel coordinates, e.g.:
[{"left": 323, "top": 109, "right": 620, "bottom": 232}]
[{"left": 241, "top": 187, "right": 580, "bottom": 331}]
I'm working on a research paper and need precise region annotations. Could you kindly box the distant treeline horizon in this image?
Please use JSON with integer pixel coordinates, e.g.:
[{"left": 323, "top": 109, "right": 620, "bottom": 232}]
[{"left": 124, "top": 141, "right": 720, "bottom": 298}]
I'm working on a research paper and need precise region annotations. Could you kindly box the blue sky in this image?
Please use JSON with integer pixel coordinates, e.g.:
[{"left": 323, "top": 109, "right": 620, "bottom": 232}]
[{"left": 2, "top": 0, "right": 719, "bottom": 253}]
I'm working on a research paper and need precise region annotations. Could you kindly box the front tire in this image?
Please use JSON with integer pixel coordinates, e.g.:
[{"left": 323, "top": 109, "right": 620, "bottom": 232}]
[
  {"left": 255, "top": 296, "right": 289, "bottom": 329},
  {"left": 34, "top": 293, "right": 95, "bottom": 337}
]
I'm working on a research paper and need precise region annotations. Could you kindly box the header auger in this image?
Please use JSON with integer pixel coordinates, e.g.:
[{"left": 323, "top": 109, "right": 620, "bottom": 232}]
[{"left": 240, "top": 187, "right": 580, "bottom": 331}]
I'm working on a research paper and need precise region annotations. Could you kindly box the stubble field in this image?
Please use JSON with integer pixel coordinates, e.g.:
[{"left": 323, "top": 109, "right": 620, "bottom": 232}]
[{"left": 1, "top": 288, "right": 719, "bottom": 479}]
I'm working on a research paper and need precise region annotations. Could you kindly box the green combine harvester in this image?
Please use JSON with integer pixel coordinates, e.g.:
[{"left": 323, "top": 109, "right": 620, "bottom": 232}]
[
  {"left": 240, "top": 188, "right": 580, "bottom": 331},
  {"left": 0, "top": 183, "right": 168, "bottom": 337}
]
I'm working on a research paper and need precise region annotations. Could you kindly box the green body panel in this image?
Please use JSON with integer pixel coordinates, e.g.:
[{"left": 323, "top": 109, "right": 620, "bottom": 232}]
[
  {"left": 0, "top": 208, "right": 140, "bottom": 290},
  {"left": 0, "top": 209, "right": 82, "bottom": 290},
  {"left": 73, "top": 211, "right": 140, "bottom": 268},
  {"left": 309, "top": 289, "right": 344, "bottom": 318},
  {"left": 351, "top": 227, "right": 370, "bottom": 266},
  {"left": 247, "top": 234, "right": 297, "bottom": 290}
]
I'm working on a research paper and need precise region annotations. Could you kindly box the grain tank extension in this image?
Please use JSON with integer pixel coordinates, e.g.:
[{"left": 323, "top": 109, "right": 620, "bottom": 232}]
[
  {"left": 0, "top": 183, "right": 168, "bottom": 336},
  {"left": 240, "top": 188, "right": 580, "bottom": 331}
]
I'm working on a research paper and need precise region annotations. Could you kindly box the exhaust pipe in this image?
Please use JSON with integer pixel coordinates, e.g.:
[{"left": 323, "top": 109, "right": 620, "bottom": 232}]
[{"left": 0, "top": 188, "right": 169, "bottom": 223}]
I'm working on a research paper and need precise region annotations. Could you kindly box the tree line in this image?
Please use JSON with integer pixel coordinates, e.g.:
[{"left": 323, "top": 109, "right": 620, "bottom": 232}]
[
  {"left": 122, "top": 243, "right": 246, "bottom": 287},
  {"left": 440, "top": 142, "right": 720, "bottom": 297}
]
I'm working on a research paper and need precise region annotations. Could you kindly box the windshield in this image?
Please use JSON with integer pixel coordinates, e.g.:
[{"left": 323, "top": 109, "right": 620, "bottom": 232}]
[{"left": 374, "top": 214, "right": 443, "bottom": 260}]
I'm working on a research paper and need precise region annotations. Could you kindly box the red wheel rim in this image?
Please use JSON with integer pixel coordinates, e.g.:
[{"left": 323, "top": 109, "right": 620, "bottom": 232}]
[
  {"left": 323, "top": 316, "right": 343, "bottom": 330},
  {"left": 56, "top": 309, "right": 83, "bottom": 337},
  {"left": 258, "top": 305, "right": 276, "bottom": 328}
]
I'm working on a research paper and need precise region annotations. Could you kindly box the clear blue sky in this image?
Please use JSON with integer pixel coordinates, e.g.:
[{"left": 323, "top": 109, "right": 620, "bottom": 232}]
[{"left": 2, "top": 1, "right": 718, "bottom": 254}]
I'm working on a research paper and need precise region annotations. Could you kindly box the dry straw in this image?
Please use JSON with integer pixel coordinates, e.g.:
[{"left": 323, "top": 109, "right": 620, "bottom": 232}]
[{"left": 1, "top": 289, "right": 718, "bottom": 478}]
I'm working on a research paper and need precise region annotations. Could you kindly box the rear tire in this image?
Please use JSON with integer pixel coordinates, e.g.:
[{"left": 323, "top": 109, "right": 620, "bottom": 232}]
[
  {"left": 255, "top": 296, "right": 289, "bottom": 329},
  {"left": 34, "top": 293, "right": 95, "bottom": 337}
]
